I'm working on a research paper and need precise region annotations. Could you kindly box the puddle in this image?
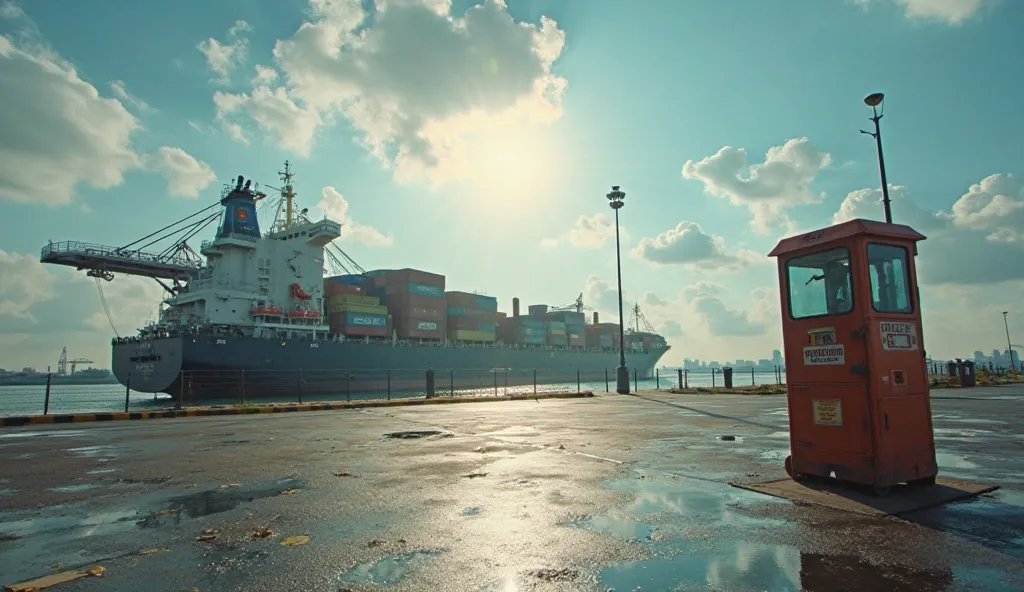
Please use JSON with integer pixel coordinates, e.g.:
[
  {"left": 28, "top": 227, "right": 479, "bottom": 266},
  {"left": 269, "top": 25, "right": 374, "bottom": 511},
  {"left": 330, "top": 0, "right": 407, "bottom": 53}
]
[
  {"left": 0, "top": 508, "right": 142, "bottom": 539},
  {"left": 166, "top": 476, "right": 304, "bottom": 518},
  {"left": 65, "top": 445, "right": 123, "bottom": 458},
  {"left": 339, "top": 549, "right": 445, "bottom": 586},
  {"left": 87, "top": 468, "right": 117, "bottom": 475},
  {"left": 0, "top": 488, "right": 14, "bottom": 496},
  {"left": 460, "top": 506, "right": 482, "bottom": 516},
  {"left": 385, "top": 428, "right": 448, "bottom": 438},
  {"left": 936, "top": 452, "right": 978, "bottom": 469},
  {"left": 49, "top": 483, "right": 100, "bottom": 493}
]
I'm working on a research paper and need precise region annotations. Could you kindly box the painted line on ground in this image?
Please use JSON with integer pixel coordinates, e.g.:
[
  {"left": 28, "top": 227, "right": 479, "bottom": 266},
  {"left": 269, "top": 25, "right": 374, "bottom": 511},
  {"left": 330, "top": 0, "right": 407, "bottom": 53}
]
[{"left": 0, "top": 391, "right": 595, "bottom": 428}]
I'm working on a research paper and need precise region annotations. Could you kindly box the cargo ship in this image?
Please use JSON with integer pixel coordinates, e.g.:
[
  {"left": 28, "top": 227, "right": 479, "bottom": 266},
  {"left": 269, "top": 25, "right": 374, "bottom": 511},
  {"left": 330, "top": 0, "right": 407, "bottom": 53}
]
[{"left": 65, "top": 164, "right": 669, "bottom": 402}]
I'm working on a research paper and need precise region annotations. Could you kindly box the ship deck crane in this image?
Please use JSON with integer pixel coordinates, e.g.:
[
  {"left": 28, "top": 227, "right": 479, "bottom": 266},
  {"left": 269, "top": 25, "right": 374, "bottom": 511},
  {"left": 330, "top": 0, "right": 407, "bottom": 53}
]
[
  {"left": 626, "top": 303, "right": 657, "bottom": 335},
  {"left": 56, "top": 347, "right": 93, "bottom": 375},
  {"left": 550, "top": 293, "right": 591, "bottom": 314}
]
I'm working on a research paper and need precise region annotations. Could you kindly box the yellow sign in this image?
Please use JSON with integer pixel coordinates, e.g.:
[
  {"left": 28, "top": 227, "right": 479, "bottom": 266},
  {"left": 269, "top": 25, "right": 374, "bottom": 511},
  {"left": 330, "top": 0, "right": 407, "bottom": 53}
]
[
  {"left": 812, "top": 399, "right": 843, "bottom": 427},
  {"left": 808, "top": 327, "right": 837, "bottom": 346}
]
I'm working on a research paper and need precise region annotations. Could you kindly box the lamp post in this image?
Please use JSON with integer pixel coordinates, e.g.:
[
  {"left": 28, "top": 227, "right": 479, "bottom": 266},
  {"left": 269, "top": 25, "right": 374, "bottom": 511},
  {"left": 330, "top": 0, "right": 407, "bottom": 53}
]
[
  {"left": 1004, "top": 312, "right": 1017, "bottom": 372},
  {"left": 607, "top": 185, "right": 630, "bottom": 394},
  {"left": 860, "top": 92, "right": 893, "bottom": 224}
]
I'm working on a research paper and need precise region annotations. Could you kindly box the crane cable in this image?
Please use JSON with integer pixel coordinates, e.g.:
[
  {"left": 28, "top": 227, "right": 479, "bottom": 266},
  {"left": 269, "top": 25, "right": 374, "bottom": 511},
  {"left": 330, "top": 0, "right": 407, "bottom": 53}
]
[{"left": 94, "top": 277, "right": 120, "bottom": 337}]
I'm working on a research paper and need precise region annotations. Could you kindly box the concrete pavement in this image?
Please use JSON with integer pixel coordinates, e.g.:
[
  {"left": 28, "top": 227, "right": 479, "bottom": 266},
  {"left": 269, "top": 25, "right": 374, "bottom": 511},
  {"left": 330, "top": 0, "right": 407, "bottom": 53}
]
[{"left": 1, "top": 385, "right": 1022, "bottom": 591}]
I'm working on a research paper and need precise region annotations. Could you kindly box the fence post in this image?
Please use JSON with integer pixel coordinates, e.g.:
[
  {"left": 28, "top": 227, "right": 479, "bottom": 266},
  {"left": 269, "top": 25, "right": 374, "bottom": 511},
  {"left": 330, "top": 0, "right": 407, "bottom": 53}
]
[
  {"left": 43, "top": 373, "right": 52, "bottom": 415},
  {"left": 577, "top": 369, "right": 581, "bottom": 394},
  {"left": 677, "top": 368, "right": 683, "bottom": 390},
  {"left": 178, "top": 370, "right": 184, "bottom": 409},
  {"left": 124, "top": 374, "right": 132, "bottom": 413},
  {"left": 240, "top": 369, "right": 246, "bottom": 404},
  {"left": 387, "top": 369, "right": 391, "bottom": 401},
  {"left": 426, "top": 369, "right": 436, "bottom": 399},
  {"left": 450, "top": 369, "right": 454, "bottom": 396},
  {"left": 604, "top": 368, "right": 609, "bottom": 392},
  {"left": 712, "top": 368, "right": 716, "bottom": 388},
  {"left": 752, "top": 367, "right": 755, "bottom": 386},
  {"left": 533, "top": 368, "right": 537, "bottom": 396},
  {"left": 656, "top": 368, "right": 660, "bottom": 390},
  {"left": 504, "top": 369, "right": 508, "bottom": 395},
  {"left": 297, "top": 369, "right": 303, "bottom": 404},
  {"left": 346, "top": 372, "right": 351, "bottom": 402},
  {"left": 493, "top": 370, "right": 498, "bottom": 397},
  {"left": 633, "top": 368, "right": 638, "bottom": 392}
]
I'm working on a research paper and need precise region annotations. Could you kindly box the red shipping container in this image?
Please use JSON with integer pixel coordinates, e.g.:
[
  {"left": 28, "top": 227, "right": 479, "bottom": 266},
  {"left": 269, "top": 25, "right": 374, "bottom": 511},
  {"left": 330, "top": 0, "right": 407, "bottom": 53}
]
[
  {"left": 383, "top": 268, "right": 445, "bottom": 288},
  {"left": 393, "top": 316, "right": 444, "bottom": 340},
  {"left": 387, "top": 293, "right": 445, "bottom": 321},
  {"left": 324, "top": 282, "right": 364, "bottom": 297}
]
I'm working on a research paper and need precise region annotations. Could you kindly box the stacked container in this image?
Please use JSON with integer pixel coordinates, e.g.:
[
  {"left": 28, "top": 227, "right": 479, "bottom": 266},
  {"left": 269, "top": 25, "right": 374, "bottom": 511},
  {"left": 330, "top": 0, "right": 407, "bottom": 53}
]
[
  {"left": 544, "top": 311, "right": 585, "bottom": 348},
  {"left": 586, "top": 322, "right": 621, "bottom": 350},
  {"left": 378, "top": 268, "right": 446, "bottom": 340},
  {"left": 323, "top": 275, "right": 389, "bottom": 337},
  {"left": 446, "top": 291, "right": 498, "bottom": 342},
  {"left": 513, "top": 317, "right": 546, "bottom": 345},
  {"left": 528, "top": 304, "right": 549, "bottom": 316}
]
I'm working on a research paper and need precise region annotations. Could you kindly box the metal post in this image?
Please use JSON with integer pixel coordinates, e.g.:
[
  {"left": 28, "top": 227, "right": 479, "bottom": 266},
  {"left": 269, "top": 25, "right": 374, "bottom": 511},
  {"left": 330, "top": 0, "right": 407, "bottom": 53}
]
[
  {"left": 656, "top": 369, "right": 660, "bottom": 390},
  {"left": 240, "top": 369, "right": 246, "bottom": 404},
  {"left": 346, "top": 372, "right": 351, "bottom": 402},
  {"left": 493, "top": 370, "right": 498, "bottom": 397},
  {"left": 533, "top": 368, "right": 537, "bottom": 396},
  {"left": 43, "top": 373, "right": 52, "bottom": 415},
  {"left": 605, "top": 368, "right": 609, "bottom": 392},
  {"left": 426, "top": 369, "right": 436, "bottom": 399},
  {"left": 1004, "top": 312, "right": 1017, "bottom": 372},
  {"left": 861, "top": 93, "right": 892, "bottom": 224},
  {"left": 297, "top": 369, "right": 303, "bottom": 404},
  {"left": 504, "top": 369, "right": 508, "bottom": 395},
  {"left": 712, "top": 368, "right": 716, "bottom": 388},
  {"left": 387, "top": 369, "right": 391, "bottom": 400},
  {"left": 684, "top": 369, "right": 688, "bottom": 388},
  {"left": 577, "top": 369, "right": 581, "bottom": 394},
  {"left": 633, "top": 368, "right": 637, "bottom": 392},
  {"left": 677, "top": 368, "right": 682, "bottom": 390},
  {"left": 450, "top": 369, "right": 454, "bottom": 396},
  {"left": 752, "top": 367, "right": 755, "bottom": 386},
  {"left": 124, "top": 374, "right": 132, "bottom": 413},
  {"left": 178, "top": 370, "right": 184, "bottom": 409},
  {"left": 608, "top": 186, "right": 630, "bottom": 394}
]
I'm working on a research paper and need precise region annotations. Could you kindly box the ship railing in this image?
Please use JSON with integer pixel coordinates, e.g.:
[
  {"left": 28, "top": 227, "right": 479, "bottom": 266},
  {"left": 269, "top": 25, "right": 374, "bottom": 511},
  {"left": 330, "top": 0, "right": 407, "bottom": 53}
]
[{"left": 40, "top": 240, "right": 197, "bottom": 268}]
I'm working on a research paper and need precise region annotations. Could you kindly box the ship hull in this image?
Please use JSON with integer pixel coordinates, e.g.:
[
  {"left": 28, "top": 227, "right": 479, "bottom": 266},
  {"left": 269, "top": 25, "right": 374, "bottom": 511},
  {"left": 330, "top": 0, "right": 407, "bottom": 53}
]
[{"left": 112, "top": 334, "right": 669, "bottom": 403}]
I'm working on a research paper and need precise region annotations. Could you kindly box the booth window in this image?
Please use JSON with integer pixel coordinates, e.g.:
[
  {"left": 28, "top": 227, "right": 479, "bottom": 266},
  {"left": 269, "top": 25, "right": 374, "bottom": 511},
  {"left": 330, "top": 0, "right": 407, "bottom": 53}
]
[
  {"left": 787, "top": 247, "right": 853, "bottom": 319},
  {"left": 868, "top": 243, "right": 913, "bottom": 313}
]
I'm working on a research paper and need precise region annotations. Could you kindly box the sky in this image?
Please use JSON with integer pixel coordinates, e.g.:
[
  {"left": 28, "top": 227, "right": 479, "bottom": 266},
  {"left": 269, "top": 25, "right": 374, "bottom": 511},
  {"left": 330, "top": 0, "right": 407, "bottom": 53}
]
[{"left": 0, "top": 0, "right": 1022, "bottom": 372}]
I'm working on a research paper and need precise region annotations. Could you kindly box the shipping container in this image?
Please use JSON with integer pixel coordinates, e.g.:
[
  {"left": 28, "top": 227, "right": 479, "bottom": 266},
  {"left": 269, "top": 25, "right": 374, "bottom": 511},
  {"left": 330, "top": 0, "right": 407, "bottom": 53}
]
[
  {"left": 599, "top": 335, "right": 614, "bottom": 348},
  {"left": 328, "top": 303, "right": 387, "bottom": 315},
  {"left": 382, "top": 268, "right": 445, "bottom": 288},
  {"left": 519, "top": 334, "right": 546, "bottom": 345},
  {"left": 387, "top": 293, "right": 445, "bottom": 321},
  {"left": 449, "top": 329, "right": 497, "bottom": 342},
  {"left": 547, "top": 326, "right": 566, "bottom": 336},
  {"left": 325, "top": 274, "right": 367, "bottom": 285},
  {"left": 547, "top": 334, "right": 567, "bottom": 347},
  {"left": 391, "top": 313, "right": 445, "bottom": 340},
  {"left": 324, "top": 282, "right": 364, "bottom": 297},
  {"left": 516, "top": 318, "right": 545, "bottom": 329},
  {"left": 568, "top": 334, "right": 585, "bottom": 347},
  {"left": 388, "top": 281, "right": 444, "bottom": 299},
  {"left": 363, "top": 269, "right": 394, "bottom": 278},
  {"left": 326, "top": 294, "right": 380, "bottom": 306},
  {"left": 528, "top": 304, "right": 548, "bottom": 316},
  {"left": 448, "top": 316, "right": 498, "bottom": 331},
  {"left": 475, "top": 295, "right": 498, "bottom": 311},
  {"left": 330, "top": 323, "right": 389, "bottom": 338}
]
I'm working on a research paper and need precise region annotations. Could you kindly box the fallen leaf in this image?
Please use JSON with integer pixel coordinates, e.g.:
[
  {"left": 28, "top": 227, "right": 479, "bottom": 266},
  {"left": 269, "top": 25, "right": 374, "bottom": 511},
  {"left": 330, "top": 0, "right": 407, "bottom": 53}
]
[
  {"left": 5, "top": 565, "right": 104, "bottom": 591},
  {"left": 251, "top": 527, "right": 274, "bottom": 539},
  {"left": 280, "top": 489, "right": 301, "bottom": 495},
  {"left": 333, "top": 471, "right": 356, "bottom": 477},
  {"left": 280, "top": 535, "right": 310, "bottom": 547}
]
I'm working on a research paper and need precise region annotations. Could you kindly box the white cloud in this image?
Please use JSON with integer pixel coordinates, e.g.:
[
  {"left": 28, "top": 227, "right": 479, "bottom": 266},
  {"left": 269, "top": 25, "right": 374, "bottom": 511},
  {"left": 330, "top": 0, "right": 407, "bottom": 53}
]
[
  {"left": 1, "top": 1, "right": 24, "bottom": 20},
  {"left": 832, "top": 177, "right": 1024, "bottom": 285},
  {"left": 679, "top": 282, "right": 767, "bottom": 337},
  {"left": 0, "top": 250, "right": 56, "bottom": 321},
  {"left": 150, "top": 146, "right": 216, "bottom": 198},
  {"left": 252, "top": 64, "right": 278, "bottom": 86},
  {"left": 214, "top": 87, "right": 321, "bottom": 156},
  {"left": 110, "top": 80, "right": 151, "bottom": 113},
  {"left": 583, "top": 275, "right": 624, "bottom": 323},
  {"left": 633, "top": 221, "right": 761, "bottom": 271},
  {"left": 682, "top": 137, "right": 831, "bottom": 235},
  {"left": 316, "top": 186, "right": 393, "bottom": 246},
  {"left": 217, "top": 0, "right": 565, "bottom": 185},
  {"left": 895, "top": 0, "right": 988, "bottom": 24},
  {"left": 541, "top": 213, "right": 626, "bottom": 249},
  {"left": 197, "top": 19, "right": 251, "bottom": 84}
]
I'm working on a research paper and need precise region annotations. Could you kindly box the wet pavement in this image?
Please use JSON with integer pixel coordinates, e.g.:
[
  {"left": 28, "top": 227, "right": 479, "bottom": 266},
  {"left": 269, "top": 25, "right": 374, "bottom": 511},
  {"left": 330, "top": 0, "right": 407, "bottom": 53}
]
[{"left": 0, "top": 385, "right": 1022, "bottom": 591}]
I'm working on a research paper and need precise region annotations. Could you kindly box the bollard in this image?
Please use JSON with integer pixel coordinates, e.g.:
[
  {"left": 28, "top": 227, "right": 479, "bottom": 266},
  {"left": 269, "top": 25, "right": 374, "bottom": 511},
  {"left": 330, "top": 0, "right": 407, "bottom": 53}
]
[
  {"left": 633, "top": 368, "right": 638, "bottom": 392},
  {"left": 240, "top": 369, "right": 246, "bottom": 404},
  {"left": 346, "top": 372, "right": 351, "bottom": 402},
  {"left": 43, "top": 373, "right": 52, "bottom": 415},
  {"left": 684, "top": 369, "right": 689, "bottom": 388},
  {"left": 504, "top": 369, "right": 509, "bottom": 395},
  {"left": 178, "top": 370, "right": 184, "bottom": 409},
  {"left": 677, "top": 368, "right": 683, "bottom": 390},
  {"left": 450, "top": 369, "right": 454, "bottom": 396},
  {"left": 493, "top": 370, "right": 498, "bottom": 397},
  {"left": 751, "top": 367, "right": 755, "bottom": 386},
  {"left": 723, "top": 367, "right": 734, "bottom": 389},
  {"left": 533, "top": 368, "right": 537, "bottom": 396},
  {"left": 656, "top": 368, "right": 660, "bottom": 390},
  {"left": 387, "top": 369, "right": 391, "bottom": 401},
  {"left": 297, "top": 369, "right": 303, "bottom": 404},
  {"left": 577, "top": 369, "right": 581, "bottom": 394},
  {"left": 124, "top": 374, "right": 132, "bottom": 413},
  {"left": 604, "top": 368, "right": 609, "bottom": 392},
  {"left": 426, "top": 369, "right": 436, "bottom": 399},
  {"left": 712, "top": 368, "right": 716, "bottom": 388}
]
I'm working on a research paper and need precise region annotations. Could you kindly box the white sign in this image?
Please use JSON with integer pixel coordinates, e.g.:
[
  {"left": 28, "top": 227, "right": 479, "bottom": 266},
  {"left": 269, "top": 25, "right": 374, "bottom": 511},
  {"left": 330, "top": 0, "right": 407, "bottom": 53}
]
[
  {"left": 803, "top": 344, "right": 845, "bottom": 365},
  {"left": 880, "top": 321, "right": 918, "bottom": 351}
]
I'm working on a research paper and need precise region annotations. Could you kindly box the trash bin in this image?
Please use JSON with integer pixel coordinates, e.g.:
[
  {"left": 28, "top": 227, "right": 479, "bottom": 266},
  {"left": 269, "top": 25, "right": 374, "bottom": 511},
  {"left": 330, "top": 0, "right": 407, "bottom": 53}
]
[
  {"left": 722, "top": 366, "right": 734, "bottom": 389},
  {"left": 959, "top": 360, "right": 976, "bottom": 388},
  {"left": 946, "top": 361, "right": 958, "bottom": 378}
]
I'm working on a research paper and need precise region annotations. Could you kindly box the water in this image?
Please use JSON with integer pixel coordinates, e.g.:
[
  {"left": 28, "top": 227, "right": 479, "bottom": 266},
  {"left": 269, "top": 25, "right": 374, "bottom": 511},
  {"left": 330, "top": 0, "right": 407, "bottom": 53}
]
[{"left": 0, "top": 371, "right": 786, "bottom": 417}]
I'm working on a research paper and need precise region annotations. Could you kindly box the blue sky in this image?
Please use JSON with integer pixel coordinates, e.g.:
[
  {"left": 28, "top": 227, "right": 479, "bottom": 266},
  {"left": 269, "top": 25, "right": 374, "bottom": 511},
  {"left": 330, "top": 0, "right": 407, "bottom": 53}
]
[{"left": 1, "top": 0, "right": 1022, "bottom": 370}]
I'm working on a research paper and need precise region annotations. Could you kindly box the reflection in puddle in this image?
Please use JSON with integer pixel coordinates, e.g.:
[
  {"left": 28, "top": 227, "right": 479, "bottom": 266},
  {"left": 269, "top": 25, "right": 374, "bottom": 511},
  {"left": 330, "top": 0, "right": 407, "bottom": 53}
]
[
  {"left": 65, "top": 445, "right": 122, "bottom": 458},
  {"left": 460, "top": 506, "right": 482, "bottom": 516},
  {"left": 0, "top": 430, "right": 87, "bottom": 439},
  {"left": 935, "top": 452, "right": 979, "bottom": 469},
  {"left": 48, "top": 483, "right": 100, "bottom": 493},
  {"left": 339, "top": 549, "right": 445, "bottom": 586}
]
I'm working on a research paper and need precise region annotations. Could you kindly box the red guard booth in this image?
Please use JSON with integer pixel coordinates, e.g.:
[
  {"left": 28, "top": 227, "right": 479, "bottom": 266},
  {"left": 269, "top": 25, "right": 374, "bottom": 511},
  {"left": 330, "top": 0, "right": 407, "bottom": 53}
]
[{"left": 768, "top": 218, "right": 938, "bottom": 495}]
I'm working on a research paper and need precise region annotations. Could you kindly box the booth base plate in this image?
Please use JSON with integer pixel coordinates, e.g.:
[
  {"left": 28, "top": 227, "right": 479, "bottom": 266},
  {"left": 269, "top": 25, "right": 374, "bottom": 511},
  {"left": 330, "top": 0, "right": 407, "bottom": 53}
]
[{"left": 730, "top": 476, "right": 998, "bottom": 516}]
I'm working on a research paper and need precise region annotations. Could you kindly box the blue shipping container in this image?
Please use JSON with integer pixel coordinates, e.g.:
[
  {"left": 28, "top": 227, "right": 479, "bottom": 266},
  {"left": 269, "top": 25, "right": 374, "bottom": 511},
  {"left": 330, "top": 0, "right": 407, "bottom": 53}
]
[
  {"left": 517, "top": 318, "right": 545, "bottom": 328},
  {"left": 479, "top": 323, "right": 497, "bottom": 332},
  {"left": 520, "top": 335, "right": 546, "bottom": 345},
  {"left": 346, "top": 312, "right": 387, "bottom": 327},
  {"left": 447, "top": 306, "right": 466, "bottom": 316},
  {"left": 339, "top": 274, "right": 367, "bottom": 285},
  {"left": 475, "top": 295, "right": 498, "bottom": 311},
  {"left": 547, "top": 321, "right": 566, "bottom": 330},
  {"left": 410, "top": 282, "right": 444, "bottom": 298}
]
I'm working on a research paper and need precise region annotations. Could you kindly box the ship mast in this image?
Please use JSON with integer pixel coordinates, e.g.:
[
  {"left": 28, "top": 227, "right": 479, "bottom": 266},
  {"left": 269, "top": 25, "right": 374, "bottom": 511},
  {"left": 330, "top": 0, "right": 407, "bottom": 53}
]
[{"left": 280, "top": 160, "right": 296, "bottom": 229}]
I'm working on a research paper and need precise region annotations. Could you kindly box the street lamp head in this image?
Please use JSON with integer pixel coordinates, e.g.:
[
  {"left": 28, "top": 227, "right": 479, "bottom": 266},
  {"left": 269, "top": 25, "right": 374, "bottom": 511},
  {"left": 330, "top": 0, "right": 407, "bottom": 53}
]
[
  {"left": 864, "top": 92, "right": 885, "bottom": 107},
  {"left": 606, "top": 185, "right": 626, "bottom": 205}
]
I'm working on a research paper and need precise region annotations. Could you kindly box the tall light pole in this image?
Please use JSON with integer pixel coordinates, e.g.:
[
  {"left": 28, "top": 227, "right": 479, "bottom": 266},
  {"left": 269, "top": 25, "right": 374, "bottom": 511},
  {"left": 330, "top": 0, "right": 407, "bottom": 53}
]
[
  {"left": 1004, "top": 312, "right": 1017, "bottom": 372},
  {"left": 860, "top": 92, "right": 893, "bottom": 224},
  {"left": 607, "top": 185, "right": 630, "bottom": 394}
]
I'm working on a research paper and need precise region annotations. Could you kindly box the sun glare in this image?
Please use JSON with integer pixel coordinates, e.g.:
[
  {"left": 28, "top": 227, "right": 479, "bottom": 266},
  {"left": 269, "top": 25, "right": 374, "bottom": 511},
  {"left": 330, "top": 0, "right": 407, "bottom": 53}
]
[{"left": 463, "top": 123, "right": 562, "bottom": 207}]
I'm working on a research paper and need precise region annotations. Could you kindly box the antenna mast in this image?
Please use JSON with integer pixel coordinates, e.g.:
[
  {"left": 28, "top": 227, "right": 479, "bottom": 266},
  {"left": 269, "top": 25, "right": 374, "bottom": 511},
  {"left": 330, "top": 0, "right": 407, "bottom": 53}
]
[{"left": 280, "top": 160, "right": 295, "bottom": 229}]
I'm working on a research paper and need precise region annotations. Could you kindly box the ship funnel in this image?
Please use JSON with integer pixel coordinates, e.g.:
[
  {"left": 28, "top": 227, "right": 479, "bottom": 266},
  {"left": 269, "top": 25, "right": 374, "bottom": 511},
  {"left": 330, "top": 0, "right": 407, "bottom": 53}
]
[
  {"left": 235, "top": 175, "right": 244, "bottom": 191},
  {"left": 593, "top": 311, "right": 599, "bottom": 324},
  {"left": 243, "top": 179, "right": 252, "bottom": 191},
  {"left": 512, "top": 297, "right": 520, "bottom": 318}
]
